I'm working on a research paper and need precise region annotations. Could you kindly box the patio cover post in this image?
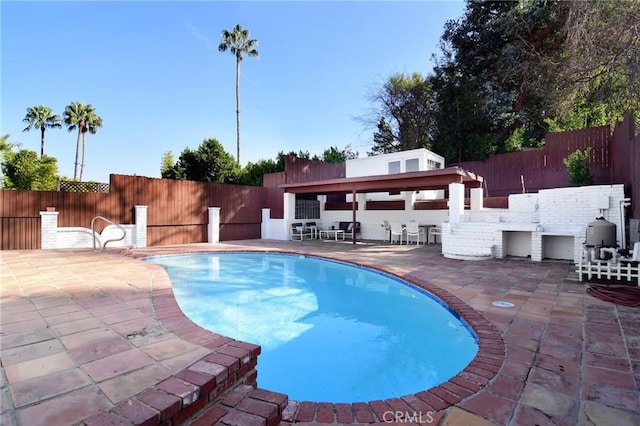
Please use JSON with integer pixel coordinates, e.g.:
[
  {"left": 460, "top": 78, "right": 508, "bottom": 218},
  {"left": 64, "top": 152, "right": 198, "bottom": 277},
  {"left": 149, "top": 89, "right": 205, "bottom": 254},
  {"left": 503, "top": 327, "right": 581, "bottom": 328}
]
[
  {"left": 352, "top": 188, "right": 357, "bottom": 244},
  {"left": 208, "top": 207, "right": 221, "bottom": 243},
  {"left": 449, "top": 182, "right": 465, "bottom": 223}
]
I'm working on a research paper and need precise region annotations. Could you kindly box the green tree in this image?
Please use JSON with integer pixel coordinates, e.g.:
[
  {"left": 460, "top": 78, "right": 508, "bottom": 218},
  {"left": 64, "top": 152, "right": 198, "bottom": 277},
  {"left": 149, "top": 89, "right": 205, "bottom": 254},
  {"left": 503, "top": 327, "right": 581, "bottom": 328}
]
[
  {"left": 63, "top": 102, "right": 103, "bottom": 181},
  {"left": 160, "top": 151, "right": 177, "bottom": 179},
  {"left": 218, "top": 24, "right": 259, "bottom": 163},
  {"left": 1, "top": 134, "right": 20, "bottom": 188},
  {"left": 426, "top": 0, "right": 640, "bottom": 162},
  {"left": 369, "top": 118, "right": 397, "bottom": 156},
  {"left": 2, "top": 149, "right": 58, "bottom": 190},
  {"left": 563, "top": 147, "right": 593, "bottom": 186},
  {"left": 321, "top": 145, "right": 358, "bottom": 165},
  {"left": 239, "top": 158, "right": 280, "bottom": 186},
  {"left": 275, "top": 150, "right": 317, "bottom": 170},
  {"left": 167, "top": 138, "right": 241, "bottom": 183},
  {"left": 364, "top": 73, "right": 435, "bottom": 153},
  {"left": 22, "top": 106, "right": 62, "bottom": 157}
]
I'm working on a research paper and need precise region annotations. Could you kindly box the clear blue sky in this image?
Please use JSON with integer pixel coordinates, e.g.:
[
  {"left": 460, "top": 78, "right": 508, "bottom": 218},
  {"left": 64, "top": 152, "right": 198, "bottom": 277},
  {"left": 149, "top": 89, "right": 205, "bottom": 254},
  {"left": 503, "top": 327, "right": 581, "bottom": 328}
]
[{"left": 1, "top": 1, "right": 466, "bottom": 183}]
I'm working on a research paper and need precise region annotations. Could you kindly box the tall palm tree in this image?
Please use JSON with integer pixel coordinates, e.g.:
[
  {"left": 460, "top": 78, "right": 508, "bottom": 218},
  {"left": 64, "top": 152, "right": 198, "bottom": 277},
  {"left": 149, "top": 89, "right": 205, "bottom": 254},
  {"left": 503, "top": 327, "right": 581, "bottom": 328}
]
[
  {"left": 218, "top": 24, "right": 259, "bottom": 163},
  {"left": 22, "top": 105, "right": 62, "bottom": 157},
  {"left": 63, "top": 102, "right": 103, "bottom": 181}
]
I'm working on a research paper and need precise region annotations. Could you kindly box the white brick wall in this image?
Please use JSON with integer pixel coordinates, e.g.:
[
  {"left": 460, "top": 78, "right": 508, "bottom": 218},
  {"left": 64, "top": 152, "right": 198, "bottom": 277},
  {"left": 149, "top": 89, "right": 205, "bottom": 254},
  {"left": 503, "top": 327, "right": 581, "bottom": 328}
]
[
  {"left": 40, "top": 205, "right": 147, "bottom": 250},
  {"left": 442, "top": 184, "right": 627, "bottom": 264},
  {"left": 39, "top": 211, "right": 59, "bottom": 249}
]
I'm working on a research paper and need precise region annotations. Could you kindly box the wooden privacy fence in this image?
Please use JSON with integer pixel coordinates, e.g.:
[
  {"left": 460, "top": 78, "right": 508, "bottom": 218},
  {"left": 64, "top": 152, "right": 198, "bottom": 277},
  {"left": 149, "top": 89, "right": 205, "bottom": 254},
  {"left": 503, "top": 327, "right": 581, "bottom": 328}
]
[
  {"left": 1, "top": 175, "right": 266, "bottom": 250},
  {"left": 453, "top": 125, "right": 612, "bottom": 196},
  {"left": 2, "top": 115, "right": 638, "bottom": 249},
  {"left": 452, "top": 112, "right": 638, "bottom": 216}
]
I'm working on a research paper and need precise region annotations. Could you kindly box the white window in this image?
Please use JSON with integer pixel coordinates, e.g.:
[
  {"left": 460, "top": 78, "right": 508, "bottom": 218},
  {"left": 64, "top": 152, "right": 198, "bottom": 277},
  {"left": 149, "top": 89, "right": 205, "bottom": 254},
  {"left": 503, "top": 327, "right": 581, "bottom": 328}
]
[
  {"left": 405, "top": 158, "right": 419, "bottom": 172},
  {"left": 388, "top": 160, "right": 401, "bottom": 174},
  {"left": 427, "top": 159, "right": 442, "bottom": 170}
]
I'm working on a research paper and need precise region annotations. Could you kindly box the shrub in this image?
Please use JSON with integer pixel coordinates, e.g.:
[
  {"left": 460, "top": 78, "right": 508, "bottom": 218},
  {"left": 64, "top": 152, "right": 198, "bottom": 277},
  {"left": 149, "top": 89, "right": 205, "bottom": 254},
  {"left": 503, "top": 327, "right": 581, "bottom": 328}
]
[{"left": 563, "top": 147, "right": 593, "bottom": 186}]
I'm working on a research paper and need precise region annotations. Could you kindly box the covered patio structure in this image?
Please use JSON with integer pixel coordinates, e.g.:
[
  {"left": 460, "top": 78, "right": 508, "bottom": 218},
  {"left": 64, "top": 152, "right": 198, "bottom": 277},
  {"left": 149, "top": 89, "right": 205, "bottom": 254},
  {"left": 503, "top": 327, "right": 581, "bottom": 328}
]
[{"left": 278, "top": 166, "right": 484, "bottom": 244}]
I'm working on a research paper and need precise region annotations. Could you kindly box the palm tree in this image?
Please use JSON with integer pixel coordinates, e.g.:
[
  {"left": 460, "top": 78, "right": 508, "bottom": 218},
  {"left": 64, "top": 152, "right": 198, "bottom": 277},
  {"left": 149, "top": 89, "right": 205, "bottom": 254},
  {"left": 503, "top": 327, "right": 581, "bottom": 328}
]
[
  {"left": 218, "top": 24, "right": 259, "bottom": 163},
  {"left": 22, "top": 105, "right": 62, "bottom": 157},
  {"left": 63, "top": 102, "right": 103, "bottom": 181}
]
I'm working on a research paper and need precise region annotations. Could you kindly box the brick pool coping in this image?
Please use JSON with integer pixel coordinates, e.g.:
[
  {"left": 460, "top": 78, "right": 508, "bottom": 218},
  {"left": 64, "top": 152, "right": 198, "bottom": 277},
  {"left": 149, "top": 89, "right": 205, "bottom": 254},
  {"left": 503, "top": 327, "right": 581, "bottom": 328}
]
[{"left": 134, "top": 248, "right": 505, "bottom": 424}]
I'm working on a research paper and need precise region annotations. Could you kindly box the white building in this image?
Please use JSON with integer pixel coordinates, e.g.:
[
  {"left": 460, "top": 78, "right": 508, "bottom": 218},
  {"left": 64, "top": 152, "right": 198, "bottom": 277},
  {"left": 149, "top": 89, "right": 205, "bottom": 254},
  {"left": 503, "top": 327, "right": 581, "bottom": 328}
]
[{"left": 346, "top": 148, "right": 446, "bottom": 201}]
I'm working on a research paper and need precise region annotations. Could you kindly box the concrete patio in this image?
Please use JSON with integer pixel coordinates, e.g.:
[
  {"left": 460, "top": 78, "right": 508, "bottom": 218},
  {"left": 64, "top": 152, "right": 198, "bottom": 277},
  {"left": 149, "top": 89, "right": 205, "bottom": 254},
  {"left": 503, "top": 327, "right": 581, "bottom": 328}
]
[{"left": 1, "top": 240, "right": 639, "bottom": 425}]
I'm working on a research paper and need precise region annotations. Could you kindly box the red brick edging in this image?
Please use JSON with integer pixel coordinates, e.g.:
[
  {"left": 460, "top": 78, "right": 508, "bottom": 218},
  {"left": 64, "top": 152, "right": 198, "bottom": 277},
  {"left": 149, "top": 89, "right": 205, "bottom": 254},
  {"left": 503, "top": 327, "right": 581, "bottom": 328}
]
[{"left": 93, "top": 248, "right": 505, "bottom": 425}]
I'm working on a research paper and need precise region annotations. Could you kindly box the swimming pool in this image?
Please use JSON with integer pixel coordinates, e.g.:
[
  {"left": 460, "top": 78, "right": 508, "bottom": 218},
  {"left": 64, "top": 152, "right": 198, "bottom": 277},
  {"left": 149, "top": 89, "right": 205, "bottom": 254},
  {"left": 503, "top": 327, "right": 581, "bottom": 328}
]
[{"left": 145, "top": 252, "right": 478, "bottom": 403}]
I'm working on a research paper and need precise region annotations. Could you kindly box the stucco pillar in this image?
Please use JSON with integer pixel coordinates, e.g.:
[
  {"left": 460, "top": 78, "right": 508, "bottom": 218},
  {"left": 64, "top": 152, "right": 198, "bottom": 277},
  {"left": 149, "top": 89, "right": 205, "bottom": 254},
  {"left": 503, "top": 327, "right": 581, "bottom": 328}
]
[
  {"left": 284, "top": 193, "right": 296, "bottom": 222},
  {"left": 208, "top": 207, "right": 221, "bottom": 243},
  {"left": 357, "top": 193, "right": 366, "bottom": 211},
  {"left": 470, "top": 188, "right": 484, "bottom": 211},
  {"left": 318, "top": 194, "right": 327, "bottom": 212},
  {"left": 134, "top": 205, "right": 147, "bottom": 248},
  {"left": 261, "top": 208, "right": 270, "bottom": 239},
  {"left": 404, "top": 190, "right": 417, "bottom": 211},
  {"left": 448, "top": 182, "right": 465, "bottom": 223},
  {"left": 40, "top": 210, "right": 59, "bottom": 249}
]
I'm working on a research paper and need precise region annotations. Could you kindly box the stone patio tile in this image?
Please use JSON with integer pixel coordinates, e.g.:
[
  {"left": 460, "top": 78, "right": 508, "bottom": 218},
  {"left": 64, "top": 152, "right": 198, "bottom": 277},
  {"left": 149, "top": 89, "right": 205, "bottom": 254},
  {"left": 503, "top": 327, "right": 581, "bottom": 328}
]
[
  {"left": 10, "top": 368, "right": 92, "bottom": 408},
  {"left": 0, "top": 327, "right": 57, "bottom": 350},
  {"left": 96, "top": 307, "right": 149, "bottom": 325},
  {"left": 500, "top": 360, "right": 531, "bottom": 381},
  {"left": 75, "top": 295, "right": 123, "bottom": 312},
  {"left": 520, "top": 382, "right": 578, "bottom": 419},
  {"left": 485, "top": 374, "right": 525, "bottom": 401},
  {"left": 140, "top": 336, "right": 202, "bottom": 361},
  {"left": 159, "top": 346, "right": 214, "bottom": 375},
  {"left": 98, "top": 364, "right": 170, "bottom": 404},
  {"left": 442, "top": 407, "right": 496, "bottom": 426},
  {"left": 69, "top": 335, "right": 132, "bottom": 364},
  {"left": 83, "top": 348, "right": 154, "bottom": 382},
  {"left": 38, "top": 302, "right": 85, "bottom": 318},
  {"left": 15, "top": 387, "right": 110, "bottom": 426},
  {"left": 512, "top": 404, "right": 575, "bottom": 426},
  {"left": 109, "top": 315, "right": 160, "bottom": 335},
  {"left": 505, "top": 344, "right": 536, "bottom": 365},
  {"left": 4, "top": 351, "right": 76, "bottom": 384},
  {"left": 580, "top": 401, "right": 640, "bottom": 426},
  {"left": 584, "top": 340, "right": 627, "bottom": 357},
  {"left": 2, "top": 241, "right": 640, "bottom": 426},
  {"left": 59, "top": 326, "right": 119, "bottom": 349},
  {"left": 504, "top": 317, "right": 545, "bottom": 340},
  {"left": 458, "top": 391, "right": 515, "bottom": 425},
  {"left": 50, "top": 317, "right": 105, "bottom": 336},
  {"left": 581, "top": 382, "right": 640, "bottom": 413},
  {"left": 0, "top": 310, "right": 41, "bottom": 325},
  {"left": 534, "top": 351, "right": 580, "bottom": 375},
  {"left": 2, "top": 318, "right": 47, "bottom": 334},
  {"left": 582, "top": 365, "right": 636, "bottom": 388},
  {"left": 0, "top": 299, "right": 36, "bottom": 316},
  {"left": 528, "top": 366, "right": 580, "bottom": 397},
  {"left": 43, "top": 309, "right": 93, "bottom": 326}
]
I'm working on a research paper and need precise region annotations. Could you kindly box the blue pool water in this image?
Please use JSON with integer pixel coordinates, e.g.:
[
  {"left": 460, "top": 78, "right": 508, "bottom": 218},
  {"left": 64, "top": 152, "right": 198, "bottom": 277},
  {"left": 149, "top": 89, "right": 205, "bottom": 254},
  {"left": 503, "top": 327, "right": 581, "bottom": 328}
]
[{"left": 145, "top": 252, "right": 478, "bottom": 402}]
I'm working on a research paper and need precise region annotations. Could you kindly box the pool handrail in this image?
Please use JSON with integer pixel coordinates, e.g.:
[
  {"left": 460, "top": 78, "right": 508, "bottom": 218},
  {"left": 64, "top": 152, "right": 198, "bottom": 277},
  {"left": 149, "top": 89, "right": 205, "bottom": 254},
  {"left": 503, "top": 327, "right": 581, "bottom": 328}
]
[{"left": 91, "top": 215, "right": 126, "bottom": 252}]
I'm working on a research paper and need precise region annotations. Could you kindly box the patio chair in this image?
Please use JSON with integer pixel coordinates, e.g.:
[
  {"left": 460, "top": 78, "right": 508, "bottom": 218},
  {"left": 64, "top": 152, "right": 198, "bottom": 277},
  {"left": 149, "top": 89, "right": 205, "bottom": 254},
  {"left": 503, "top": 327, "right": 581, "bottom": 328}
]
[
  {"left": 405, "top": 221, "right": 425, "bottom": 245},
  {"left": 290, "top": 222, "right": 312, "bottom": 241},
  {"left": 428, "top": 226, "right": 442, "bottom": 244},
  {"left": 381, "top": 220, "right": 391, "bottom": 242},
  {"left": 304, "top": 221, "right": 319, "bottom": 239},
  {"left": 344, "top": 222, "right": 356, "bottom": 240},
  {"left": 389, "top": 221, "right": 404, "bottom": 244}
]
